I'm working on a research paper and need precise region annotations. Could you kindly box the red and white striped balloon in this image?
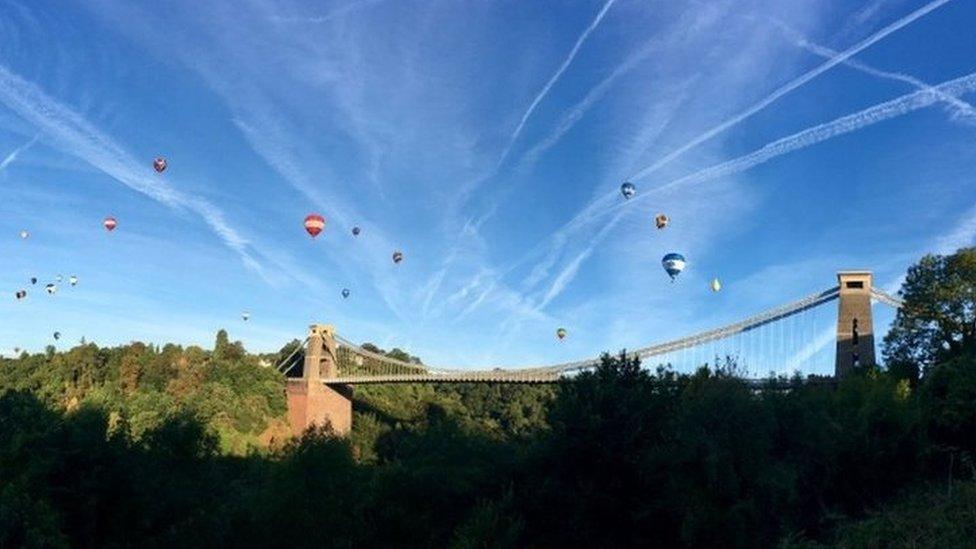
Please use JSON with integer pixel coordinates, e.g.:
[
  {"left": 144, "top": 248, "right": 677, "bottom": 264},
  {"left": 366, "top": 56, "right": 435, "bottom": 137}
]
[
  {"left": 304, "top": 214, "right": 325, "bottom": 238},
  {"left": 103, "top": 217, "right": 117, "bottom": 232}
]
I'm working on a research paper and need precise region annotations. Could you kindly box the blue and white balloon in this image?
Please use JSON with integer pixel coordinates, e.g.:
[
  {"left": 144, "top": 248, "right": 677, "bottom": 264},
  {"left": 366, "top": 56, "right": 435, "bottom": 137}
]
[
  {"left": 620, "top": 181, "right": 636, "bottom": 199},
  {"left": 662, "top": 253, "right": 686, "bottom": 281}
]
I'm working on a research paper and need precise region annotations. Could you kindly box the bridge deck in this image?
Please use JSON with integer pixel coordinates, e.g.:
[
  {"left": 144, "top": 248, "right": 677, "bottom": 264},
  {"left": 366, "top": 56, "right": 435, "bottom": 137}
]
[{"left": 327, "top": 373, "right": 561, "bottom": 384}]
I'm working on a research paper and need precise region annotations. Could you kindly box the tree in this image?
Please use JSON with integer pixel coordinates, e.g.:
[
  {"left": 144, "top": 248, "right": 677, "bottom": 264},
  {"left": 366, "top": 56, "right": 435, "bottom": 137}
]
[
  {"left": 212, "top": 330, "right": 244, "bottom": 361},
  {"left": 360, "top": 343, "right": 383, "bottom": 354},
  {"left": 213, "top": 330, "right": 230, "bottom": 359},
  {"left": 883, "top": 248, "right": 976, "bottom": 379}
]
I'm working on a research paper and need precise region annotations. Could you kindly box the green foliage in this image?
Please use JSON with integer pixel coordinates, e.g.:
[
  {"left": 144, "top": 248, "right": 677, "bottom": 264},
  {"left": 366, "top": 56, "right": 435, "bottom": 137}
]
[
  {"left": 0, "top": 331, "right": 286, "bottom": 452},
  {"left": 0, "top": 249, "right": 974, "bottom": 546},
  {"left": 785, "top": 481, "right": 976, "bottom": 548},
  {"left": 919, "top": 354, "right": 976, "bottom": 457},
  {"left": 0, "top": 348, "right": 969, "bottom": 547},
  {"left": 883, "top": 247, "right": 976, "bottom": 380}
]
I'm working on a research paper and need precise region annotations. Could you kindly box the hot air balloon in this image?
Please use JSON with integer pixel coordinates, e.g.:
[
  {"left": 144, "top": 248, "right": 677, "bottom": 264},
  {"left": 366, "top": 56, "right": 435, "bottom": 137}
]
[
  {"left": 56, "top": 275, "right": 63, "bottom": 283},
  {"left": 392, "top": 251, "right": 403, "bottom": 264},
  {"left": 153, "top": 157, "right": 167, "bottom": 173},
  {"left": 30, "top": 277, "right": 37, "bottom": 285},
  {"left": 341, "top": 288, "right": 350, "bottom": 299},
  {"left": 711, "top": 278, "right": 722, "bottom": 292},
  {"left": 241, "top": 311, "right": 250, "bottom": 321},
  {"left": 15, "top": 290, "right": 26, "bottom": 300},
  {"left": 19, "top": 230, "right": 29, "bottom": 239},
  {"left": 53, "top": 332, "right": 61, "bottom": 341},
  {"left": 352, "top": 226, "right": 361, "bottom": 236},
  {"left": 13, "top": 347, "right": 20, "bottom": 355},
  {"left": 556, "top": 328, "right": 567, "bottom": 340},
  {"left": 620, "top": 181, "right": 636, "bottom": 199},
  {"left": 661, "top": 253, "right": 686, "bottom": 281},
  {"left": 304, "top": 214, "right": 325, "bottom": 238},
  {"left": 103, "top": 217, "right": 117, "bottom": 232},
  {"left": 655, "top": 214, "right": 669, "bottom": 230},
  {"left": 45, "top": 283, "right": 57, "bottom": 294},
  {"left": 69, "top": 276, "right": 78, "bottom": 286}
]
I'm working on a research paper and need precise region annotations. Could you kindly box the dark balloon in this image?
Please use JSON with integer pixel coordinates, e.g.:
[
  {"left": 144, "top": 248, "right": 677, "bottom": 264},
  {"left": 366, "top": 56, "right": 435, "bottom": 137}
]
[
  {"left": 352, "top": 226, "right": 361, "bottom": 236},
  {"left": 662, "top": 253, "right": 686, "bottom": 281},
  {"left": 392, "top": 251, "right": 403, "bottom": 264},
  {"left": 153, "top": 157, "right": 167, "bottom": 173},
  {"left": 620, "top": 182, "right": 636, "bottom": 199},
  {"left": 341, "top": 288, "right": 350, "bottom": 299}
]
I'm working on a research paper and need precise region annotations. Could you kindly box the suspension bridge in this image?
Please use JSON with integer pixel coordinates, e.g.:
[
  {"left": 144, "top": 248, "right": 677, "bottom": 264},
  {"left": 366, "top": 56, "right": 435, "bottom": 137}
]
[{"left": 278, "top": 271, "right": 903, "bottom": 436}]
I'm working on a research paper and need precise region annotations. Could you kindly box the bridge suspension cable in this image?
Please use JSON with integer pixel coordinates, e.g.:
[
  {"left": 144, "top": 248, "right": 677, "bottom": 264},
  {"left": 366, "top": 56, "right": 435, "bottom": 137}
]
[
  {"left": 316, "top": 286, "right": 855, "bottom": 383},
  {"left": 275, "top": 337, "right": 309, "bottom": 375},
  {"left": 870, "top": 288, "right": 904, "bottom": 308}
]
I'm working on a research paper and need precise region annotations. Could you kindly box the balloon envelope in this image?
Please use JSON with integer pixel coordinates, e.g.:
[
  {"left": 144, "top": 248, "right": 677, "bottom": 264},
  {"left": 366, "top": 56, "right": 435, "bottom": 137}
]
[
  {"left": 655, "top": 214, "right": 669, "bottom": 230},
  {"left": 352, "top": 226, "right": 361, "bottom": 236},
  {"left": 620, "top": 182, "right": 636, "bottom": 199},
  {"left": 304, "top": 214, "right": 325, "bottom": 238},
  {"left": 53, "top": 332, "right": 60, "bottom": 340},
  {"left": 45, "top": 283, "right": 56, "bottom": 294},
  {"left": 556, "top": 328, "right": 567, "bottom": 340},
  {"left": 662, "top": 253, "right": 686, "bottom": 280},
  {"left": 19, "top": 230, "right": 28, "bottom": 239},
  {"left": 15, "top": 290, "right": 26, "bottom": 300},
  {"left": 69, "top": 276, "right": 78, "bottom": 286},
  {"left": 341, "top": 288, "right": 350, "bottom": 298},
  {"left": 153, "top": 157, "right": 167, "bottom": 173},
  {"left": 392, "top": 251, "right": 403, "bottom": 264},
  {"left": 711, "top": 278, "right": 722, "bottom": 292},
  {"left": 241, "top": 312, "right": 250, "bottom": 321},
  {"left": 103, "top": 217, "right": 117, "bottom": 232}
]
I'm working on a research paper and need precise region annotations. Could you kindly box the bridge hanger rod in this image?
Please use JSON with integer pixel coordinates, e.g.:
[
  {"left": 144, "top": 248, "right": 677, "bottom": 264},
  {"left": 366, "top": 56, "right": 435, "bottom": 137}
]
[{"left": 333, "top": 286, "right": 844, "bottom": 377}]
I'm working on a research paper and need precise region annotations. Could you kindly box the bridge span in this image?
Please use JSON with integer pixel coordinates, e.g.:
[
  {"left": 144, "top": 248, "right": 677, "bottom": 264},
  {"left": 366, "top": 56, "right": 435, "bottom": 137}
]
[{"left": 279, "top": 271, "right": 902, "bottom": 436}]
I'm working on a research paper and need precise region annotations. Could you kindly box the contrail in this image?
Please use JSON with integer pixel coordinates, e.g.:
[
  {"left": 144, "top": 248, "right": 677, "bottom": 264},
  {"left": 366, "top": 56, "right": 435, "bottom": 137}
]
[
  {"left": 0, "top": 134, "right": 38, "bottom": 172},
  {"left": 274, "top": 0, "right": 387, "bottom": 23},
  {"left": 647, "top": 69, "right": 976, "bottom": 196},
  {"left": 497, "top": 0, "right": 617, "bottom": 168},
  {"left": 629, "top": 0, "right": 952, "bottom": 181},
  {"left": 535, "top": 207, "right": 626, "bottom": 311},
  {"left": 773, "top": 19, "right": 976, "bottom": 123},
  {"left": 0, "top": 63, "right": 266, "bottom": 277},
  {"left": 539, "top": 69, "right": 976, "bottom": 306},
  {"left": 519, "top": 37, "right": 659, "bottom": 170}
]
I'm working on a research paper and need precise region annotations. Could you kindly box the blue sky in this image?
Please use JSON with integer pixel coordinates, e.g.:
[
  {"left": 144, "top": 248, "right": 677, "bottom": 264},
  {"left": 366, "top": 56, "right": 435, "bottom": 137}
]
[{"left": 1, "top": 0, "right": 975, "bottom": 370}]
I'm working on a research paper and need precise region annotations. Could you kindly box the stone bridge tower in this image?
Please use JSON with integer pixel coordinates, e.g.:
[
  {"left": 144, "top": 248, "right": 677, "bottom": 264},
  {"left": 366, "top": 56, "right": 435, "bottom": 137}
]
[
  {"left": 285, "top": 324, "right": 353, "bottom": 436},
  {"left": 835, "top": 271, "right": 876, "bottom": 377}
]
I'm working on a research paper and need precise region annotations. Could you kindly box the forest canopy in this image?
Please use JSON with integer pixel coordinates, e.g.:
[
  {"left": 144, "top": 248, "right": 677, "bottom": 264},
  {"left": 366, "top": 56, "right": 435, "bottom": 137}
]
[{"left": 1, "top": 249, "right": 975, "bottom": 547}]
